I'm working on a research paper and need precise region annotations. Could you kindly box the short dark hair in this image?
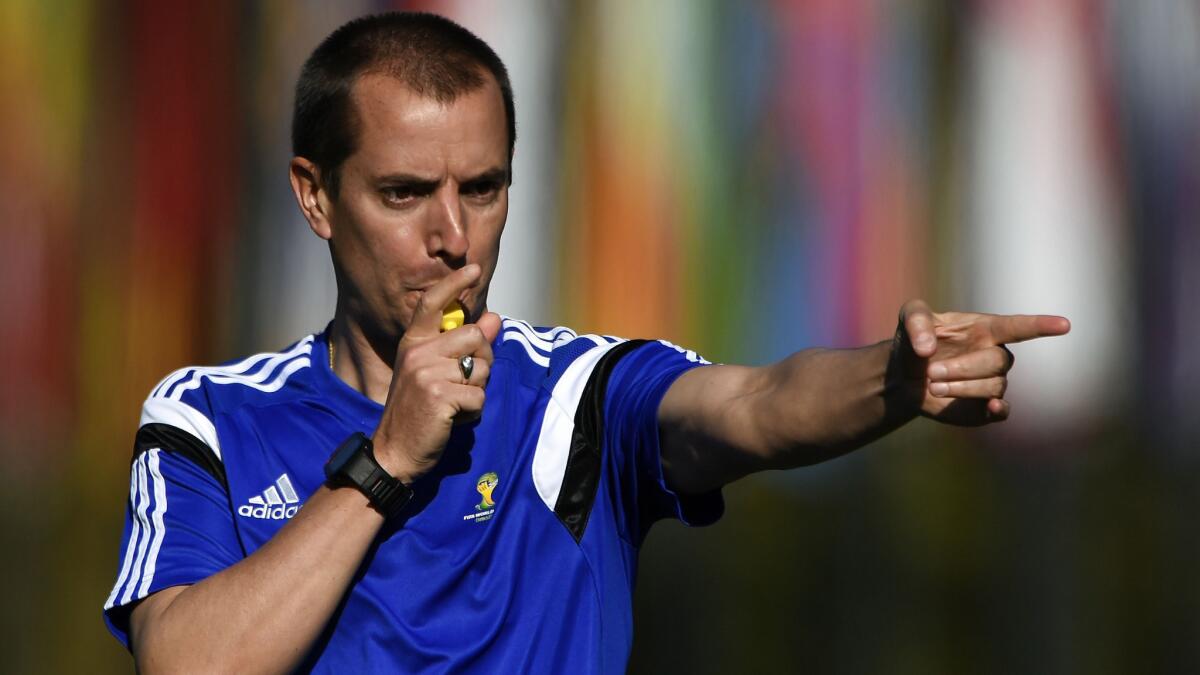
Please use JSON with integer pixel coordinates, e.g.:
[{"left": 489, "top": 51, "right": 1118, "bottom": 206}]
[{"left": 291, "top": 12, "right": 516, "bottom": 197}]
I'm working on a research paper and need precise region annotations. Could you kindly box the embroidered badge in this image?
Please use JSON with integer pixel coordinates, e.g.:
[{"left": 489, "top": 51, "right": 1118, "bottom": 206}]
[{"left": 463, "top": 471, "right": 498, "bottom": 523}]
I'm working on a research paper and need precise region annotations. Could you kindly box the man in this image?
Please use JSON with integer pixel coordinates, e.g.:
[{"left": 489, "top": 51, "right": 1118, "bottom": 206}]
[{"left": 103, "top": 11, "right": 1069, "bottom": 674}]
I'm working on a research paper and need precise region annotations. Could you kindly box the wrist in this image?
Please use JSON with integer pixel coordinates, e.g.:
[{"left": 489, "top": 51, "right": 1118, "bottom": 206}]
[
  {"left": 368, "top": 432, "right": 428, "bottom": 486},
  {"left": 324, "top": 433, "right": 413, "bottom": 518},
  {"left": 881, "top": 336, "right": 924, "bottom": 421}
]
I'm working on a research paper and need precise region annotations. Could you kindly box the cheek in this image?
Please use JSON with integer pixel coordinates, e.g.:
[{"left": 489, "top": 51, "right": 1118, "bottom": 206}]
[
  {"left": 378, "top": 223, "right": 423, "bottom": 261},
  {"left": 335, "top": 209, "right": 426, "bottom": 302},
  {"left": 359, "top": 208, "right": 427, "bottom": 263},
  {"left": 471, "top": 203, "right": 507, "bottom": 259}
]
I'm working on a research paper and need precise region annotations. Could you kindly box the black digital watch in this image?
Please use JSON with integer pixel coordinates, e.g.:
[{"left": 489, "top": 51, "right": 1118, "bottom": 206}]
[{"left": 324, "top": 432, "right": 413, "bottom": 518}]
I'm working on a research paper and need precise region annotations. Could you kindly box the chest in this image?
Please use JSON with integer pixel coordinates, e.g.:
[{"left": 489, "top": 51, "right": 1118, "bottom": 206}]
[{"left": 216, "top": 371, "right": 554, "bottom": 557}]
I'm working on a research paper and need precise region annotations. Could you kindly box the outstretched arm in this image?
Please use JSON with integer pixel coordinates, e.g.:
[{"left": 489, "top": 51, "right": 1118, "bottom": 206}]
[{"left": 658, "top": 300, "right": 1070, "bottom": 494}]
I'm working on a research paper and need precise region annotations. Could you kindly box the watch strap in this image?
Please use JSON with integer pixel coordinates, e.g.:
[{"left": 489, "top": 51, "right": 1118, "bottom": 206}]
[{"left": 327, "top": 433, "right": 412, "bottom": 518}]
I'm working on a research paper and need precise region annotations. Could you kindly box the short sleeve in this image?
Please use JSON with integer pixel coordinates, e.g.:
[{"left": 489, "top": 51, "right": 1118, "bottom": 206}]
[
  {"left": 602, "top": 340, "right": 724, "bottom": 541},
  {"left": 102, "top": 385, "right": 244, "bottom": 649}
]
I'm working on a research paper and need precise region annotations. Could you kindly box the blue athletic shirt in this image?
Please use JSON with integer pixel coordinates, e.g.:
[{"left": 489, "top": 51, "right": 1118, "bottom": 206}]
[{"left": 103, "top": 318, "right": 723, "bottom": 673}]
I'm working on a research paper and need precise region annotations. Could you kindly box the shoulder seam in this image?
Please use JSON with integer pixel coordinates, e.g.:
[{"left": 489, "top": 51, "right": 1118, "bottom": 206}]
[
  {"left": 151, "top": 336, "right": 315, "bottom": 401},
  {"left": 499, "top": 317, "right": 626, "bottom": 369}
]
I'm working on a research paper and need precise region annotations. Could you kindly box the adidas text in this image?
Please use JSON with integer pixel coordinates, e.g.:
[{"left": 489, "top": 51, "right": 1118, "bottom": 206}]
[
  {"left": 240, "top": 473, "right": 302, "bottom": 520},
  {"left": 238, "top": 503, "right": 300, "bottom": 520}
]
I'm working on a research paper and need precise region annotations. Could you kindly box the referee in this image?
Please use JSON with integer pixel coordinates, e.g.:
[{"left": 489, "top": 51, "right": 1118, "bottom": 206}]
[{"left": 103, "top": 11, "right": 1069, "bottom": 674}]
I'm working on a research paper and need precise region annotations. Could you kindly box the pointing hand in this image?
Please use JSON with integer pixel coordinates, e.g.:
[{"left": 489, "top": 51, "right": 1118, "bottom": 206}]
[{"left": 892, "top": 299, "right": 1070, "bottom": 426}]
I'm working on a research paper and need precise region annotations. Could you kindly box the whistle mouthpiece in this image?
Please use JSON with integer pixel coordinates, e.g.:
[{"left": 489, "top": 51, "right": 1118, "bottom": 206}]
[{"left": 440, "top": 300, "right": 466, "bottom": 332}]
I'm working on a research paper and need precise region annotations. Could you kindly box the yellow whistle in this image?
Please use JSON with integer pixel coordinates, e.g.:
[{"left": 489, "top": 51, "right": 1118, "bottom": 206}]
[{"left": 440, "top": 300, "right": 466, "bottom": 332}]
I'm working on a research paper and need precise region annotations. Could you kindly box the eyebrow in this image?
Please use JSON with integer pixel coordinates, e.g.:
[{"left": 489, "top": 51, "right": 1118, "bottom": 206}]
[
  {"left": 461, "top": 168, "right": 509, "bottom": 186},
  {"left": 374, "top": 173, "right": 439, "bottom": 190},
  {"left": 374, "top": 167, "right": 509, "bottom": 188}
]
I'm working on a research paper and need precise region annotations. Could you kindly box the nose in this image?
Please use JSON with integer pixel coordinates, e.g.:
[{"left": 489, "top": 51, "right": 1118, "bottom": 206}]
[{"left": 428, "top": 185, "right": 469, "bottom": 263}]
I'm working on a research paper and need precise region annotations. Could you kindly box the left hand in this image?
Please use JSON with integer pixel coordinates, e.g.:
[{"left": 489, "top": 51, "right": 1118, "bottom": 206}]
[{"left": 891, "top": 300, "right": 1071, "bottom": 426}]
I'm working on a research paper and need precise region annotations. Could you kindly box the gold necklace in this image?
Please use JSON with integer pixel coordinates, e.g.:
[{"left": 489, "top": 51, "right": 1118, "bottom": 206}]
[{"left": 328, "top": 335, "right": 335, "bottom": 370}]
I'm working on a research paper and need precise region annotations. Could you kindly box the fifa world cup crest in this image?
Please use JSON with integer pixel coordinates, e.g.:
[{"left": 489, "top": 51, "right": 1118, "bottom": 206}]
[{"left": 475, "top": 472, "right": 498, "bottom": 511}]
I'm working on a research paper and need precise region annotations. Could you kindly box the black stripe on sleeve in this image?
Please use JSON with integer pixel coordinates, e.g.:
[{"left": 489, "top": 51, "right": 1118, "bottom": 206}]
[
  {"left": 133, "top": 422, "right": 227, "bottom": 490},
  {"left": 554, "top": 339, "right": 647, "bottom": 543}
]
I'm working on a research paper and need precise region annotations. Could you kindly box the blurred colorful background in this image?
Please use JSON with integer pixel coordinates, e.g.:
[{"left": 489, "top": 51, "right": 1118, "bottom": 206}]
[{"left": 2, "top": 0, "right": 1197, "bottom": 672}]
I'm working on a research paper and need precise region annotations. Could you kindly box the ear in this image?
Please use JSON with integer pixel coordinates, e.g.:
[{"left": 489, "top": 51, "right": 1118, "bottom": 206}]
[{"left": 289, "top": 157, "right": 334, "bottom": 240}]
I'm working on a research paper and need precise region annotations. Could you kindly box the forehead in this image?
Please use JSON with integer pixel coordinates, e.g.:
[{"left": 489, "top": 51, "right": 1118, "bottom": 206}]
[{"left": 347, "top": 72, "right": 507, "bottom": 176}]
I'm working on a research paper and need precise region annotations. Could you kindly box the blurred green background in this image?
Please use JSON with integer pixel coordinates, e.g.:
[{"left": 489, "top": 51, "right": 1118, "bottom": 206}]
[{"left": 1, "top": 1, "right": 1197, "bottom": 673}]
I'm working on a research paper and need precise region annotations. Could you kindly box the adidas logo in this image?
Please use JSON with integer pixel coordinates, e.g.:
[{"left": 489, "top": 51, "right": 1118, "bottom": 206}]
[{"left": 238, "top": 473, "right": 302, "bottom": 520}]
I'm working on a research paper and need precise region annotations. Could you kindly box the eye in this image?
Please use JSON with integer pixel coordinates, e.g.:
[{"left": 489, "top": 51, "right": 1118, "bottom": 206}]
[
  {"left": 461, "top": 180, "right": 501, "bottom": 201},
  {"left": 381, "top": 185, "right": 417, "bottom": 205}
]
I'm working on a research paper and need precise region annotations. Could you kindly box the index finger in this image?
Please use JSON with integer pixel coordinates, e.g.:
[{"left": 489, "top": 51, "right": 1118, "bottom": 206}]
[
  {"left": 408, "top": 264, "right": 482, "bottom": 339},
  {"left": 988, "top": 314, "right": 1071, "bottom": 345}
]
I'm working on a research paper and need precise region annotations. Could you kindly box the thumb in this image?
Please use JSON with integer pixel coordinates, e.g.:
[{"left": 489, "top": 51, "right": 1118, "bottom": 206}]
[
  {"left": 899, "top": 299, "right": 937, "bottom": 358},
  {"left": 893, "top": 319, "right": 929, "bottom": 382},
  {"left": 476, "top": 311, "right": 503, "bottom": 344}
]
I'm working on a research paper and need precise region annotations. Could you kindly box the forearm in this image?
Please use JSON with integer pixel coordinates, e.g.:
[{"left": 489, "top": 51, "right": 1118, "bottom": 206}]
[
  {"left": 660, "top": 340, "right": 919, "bottom": 494},
  {"left": 132, "top": 485, "right": 385, "bottom": 675},
  {"left": 750, "top": 340, "right": 918, "bottom": 467}
]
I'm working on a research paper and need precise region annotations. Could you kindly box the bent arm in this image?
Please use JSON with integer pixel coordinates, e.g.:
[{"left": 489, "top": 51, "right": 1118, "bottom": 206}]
[
  {"left": 129, "top": 269, "right": 503, "bottom": 674},
  {"left": 659, "top": 340, "right": 914, "bottom": 495},
  {"left": 130, "top": 485, "right": 385, "bottom": 675}
]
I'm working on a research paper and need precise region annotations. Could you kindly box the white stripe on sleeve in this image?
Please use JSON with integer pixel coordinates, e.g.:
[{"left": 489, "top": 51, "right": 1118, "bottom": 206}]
[
  {"left": 136, "top": 449, "right": 168, "bottom": 598},
  {"left": 104, "top": 457, "right": 146, "bottom": 610},
  {"left": 120, "top": 456, "right": 154, "bottom": 605}
]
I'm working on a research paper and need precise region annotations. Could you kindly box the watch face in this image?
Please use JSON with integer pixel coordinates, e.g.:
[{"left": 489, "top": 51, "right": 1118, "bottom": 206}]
[{"left": 326, "top": 433, "right": 367, "bottom": 479}]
